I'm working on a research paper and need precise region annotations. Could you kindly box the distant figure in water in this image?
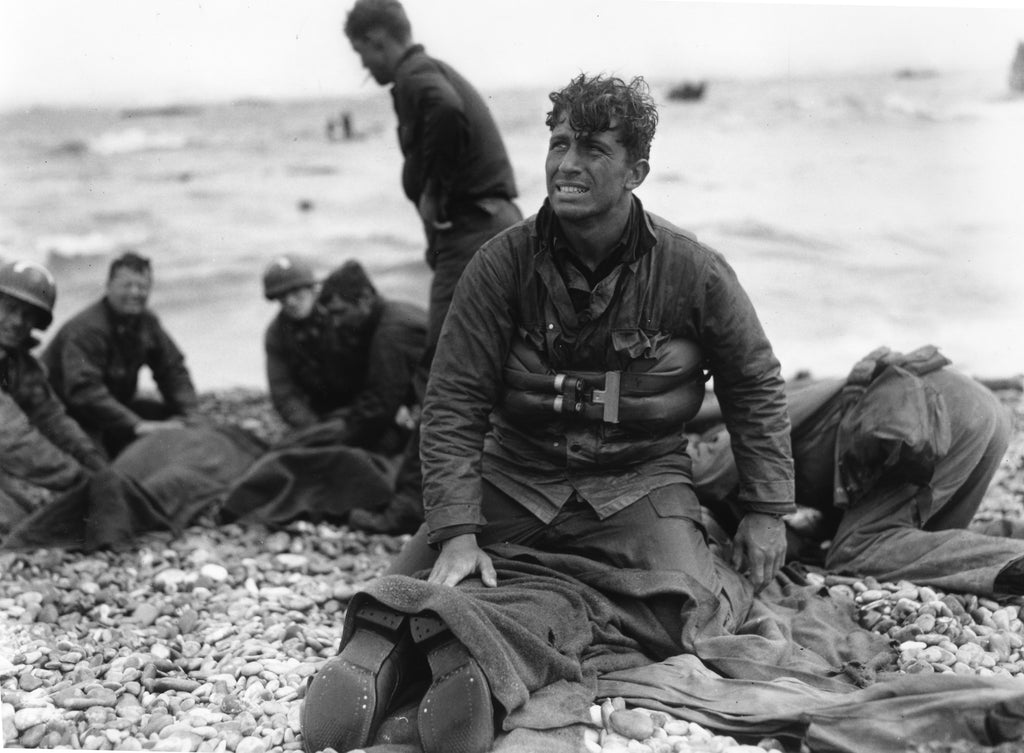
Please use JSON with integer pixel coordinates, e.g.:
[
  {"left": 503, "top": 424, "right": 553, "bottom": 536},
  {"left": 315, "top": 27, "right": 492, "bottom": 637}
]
[
  {"left": 326, "top": 111, "right": 355, "bottom": 141},
  {"left": 0, "top": 260, "right": 107, "bottom": 533},
  {"left": 42, "top": 251, "right": 200, "bottom": 459}
]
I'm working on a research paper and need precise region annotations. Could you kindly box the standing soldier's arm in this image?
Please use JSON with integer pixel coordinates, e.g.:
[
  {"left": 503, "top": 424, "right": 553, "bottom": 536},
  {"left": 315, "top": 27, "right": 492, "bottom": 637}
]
[{"left": 414, "top": 76, "right": 468, "bottom": 228}]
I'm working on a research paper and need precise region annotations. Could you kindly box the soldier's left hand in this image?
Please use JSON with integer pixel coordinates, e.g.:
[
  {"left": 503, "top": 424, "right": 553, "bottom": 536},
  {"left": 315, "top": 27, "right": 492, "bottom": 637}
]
[{"left": 731, "top": 512, "right": 787, "bottom": 592}]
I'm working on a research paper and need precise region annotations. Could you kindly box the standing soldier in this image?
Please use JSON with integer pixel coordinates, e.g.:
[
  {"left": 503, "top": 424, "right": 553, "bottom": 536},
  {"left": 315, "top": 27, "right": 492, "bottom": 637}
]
[{"left": 342, "top": 0, "right": 522, "bottom": 532}]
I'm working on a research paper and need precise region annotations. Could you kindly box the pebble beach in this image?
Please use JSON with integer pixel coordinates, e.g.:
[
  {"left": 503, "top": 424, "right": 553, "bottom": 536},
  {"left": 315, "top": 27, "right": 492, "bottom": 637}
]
[{"left": 1, "top": 384, "right": 1023, "bottom": 753}]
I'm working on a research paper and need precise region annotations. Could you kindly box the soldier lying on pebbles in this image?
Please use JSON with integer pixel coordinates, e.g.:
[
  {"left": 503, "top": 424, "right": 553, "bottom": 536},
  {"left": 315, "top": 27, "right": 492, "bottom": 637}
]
[
  {"left": 0, "top": 261, "right": 107, "bottom": 533},
  {"left": 690, "top": 345, "right": 1019, "bottom": 597}
]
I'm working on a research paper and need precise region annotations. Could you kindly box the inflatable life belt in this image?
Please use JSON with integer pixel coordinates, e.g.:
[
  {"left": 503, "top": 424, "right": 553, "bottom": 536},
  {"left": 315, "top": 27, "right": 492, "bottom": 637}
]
[{"left": 501, "top": 337, "right": 707, "bottom": 433}]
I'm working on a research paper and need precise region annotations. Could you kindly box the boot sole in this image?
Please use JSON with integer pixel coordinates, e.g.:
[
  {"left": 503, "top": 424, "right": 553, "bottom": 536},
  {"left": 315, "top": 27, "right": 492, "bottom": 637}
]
[
  {"left": 301, "top": 605, "right": 409, "bottom": 752},
  {"left": 411, "top": 614, "right": 495, "bottom": 753}
]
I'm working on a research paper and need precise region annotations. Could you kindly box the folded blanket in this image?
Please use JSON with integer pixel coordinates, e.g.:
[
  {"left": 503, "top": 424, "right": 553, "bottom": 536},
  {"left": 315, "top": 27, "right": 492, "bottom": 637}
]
[
  {"left": 1, "top": 425, "right": 263, "bottom": 551},
  {"left": 346, "top": 543, "right": 892, "bottom": 743},
  {"left": 601, "top": 656, "right": 1024, "bottom": 751},
  {"left": 219, "top": 441, "right": 396, "bottom": 526},
  {"left": 1, "top": 422, "right": 401, "bottom": 548},
  {"left": 346, "top": 544, "right": 1024, "bottom": 752}
]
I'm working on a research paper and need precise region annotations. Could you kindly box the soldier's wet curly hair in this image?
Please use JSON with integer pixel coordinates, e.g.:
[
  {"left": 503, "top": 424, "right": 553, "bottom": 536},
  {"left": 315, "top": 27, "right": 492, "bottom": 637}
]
[{"left": 545, "top": 74, "right": 659, "bottom": 162}]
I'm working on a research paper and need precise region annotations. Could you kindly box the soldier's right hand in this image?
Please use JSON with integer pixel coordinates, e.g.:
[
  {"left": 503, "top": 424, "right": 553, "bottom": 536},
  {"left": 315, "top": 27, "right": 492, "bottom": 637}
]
[{"left": 427, "top": 533, "right": 497, "bottom": 589}]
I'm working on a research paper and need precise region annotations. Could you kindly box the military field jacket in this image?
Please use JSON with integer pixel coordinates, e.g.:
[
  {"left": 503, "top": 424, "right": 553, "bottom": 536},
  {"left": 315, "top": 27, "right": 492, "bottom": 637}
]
[
  {"left": 420, "top": 199, "right": 795, "bottom": 544},
  {"left": 42, "top": 299, "right": 199, "bottom": 434},
  {"left": 0, "top": 346, "right": 106, "bottom": 490},
  {"left": 390, "top": 45, "right": 517, "bottom": 213}
]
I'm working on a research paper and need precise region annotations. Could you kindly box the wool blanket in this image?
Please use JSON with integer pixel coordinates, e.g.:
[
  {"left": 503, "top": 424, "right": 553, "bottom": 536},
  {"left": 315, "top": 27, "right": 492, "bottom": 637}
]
[
  {"left": 0, "top": 422, "right": 397, "bottom": 550},
  {"left": 340, "top": 544, "right": 1024, "bottom": 753},
  {"left": 0, "top": 425, "right": 262, "bottom": 551}
]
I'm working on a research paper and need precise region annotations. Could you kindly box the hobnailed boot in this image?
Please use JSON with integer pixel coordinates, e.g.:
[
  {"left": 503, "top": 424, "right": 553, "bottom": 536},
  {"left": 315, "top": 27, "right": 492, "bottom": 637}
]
[
  {"left": 300, "top": 604, "right": 413, "bottom": 753},
  {"left": 410, "top": 613, "right": 495, "bottom": 753}
]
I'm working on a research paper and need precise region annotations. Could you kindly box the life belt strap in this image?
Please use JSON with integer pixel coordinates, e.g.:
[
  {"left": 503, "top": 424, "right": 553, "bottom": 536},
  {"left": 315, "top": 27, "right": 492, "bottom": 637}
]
[{"left": 501, "top": 337, "right": 707, "bottom": 426}]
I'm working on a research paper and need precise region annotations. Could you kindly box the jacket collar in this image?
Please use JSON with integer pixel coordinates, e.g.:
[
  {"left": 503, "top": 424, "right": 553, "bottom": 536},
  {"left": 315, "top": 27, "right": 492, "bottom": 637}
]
[
  {"left": 534, "top": 194, "right": 657, "bottom": 265},
  {"left": 394, "top": 44, "right": 426, "bottom": 75}
]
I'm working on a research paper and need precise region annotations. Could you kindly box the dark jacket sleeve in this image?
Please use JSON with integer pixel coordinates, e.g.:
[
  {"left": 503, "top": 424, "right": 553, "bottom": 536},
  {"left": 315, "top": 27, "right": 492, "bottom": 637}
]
[
  {"left": 264, "top": 321, "right": 319, "bottom": 429},
  {"left": 400, "top": 67, "right": 470, "bottom": 204},
  {"left": 342, "top": 302, "right": 427, "bottom": 445},
  {"left": 55, "top": 321, "right": 146, "bottom": 433},
  {"left": 419, "top": 242, "right": 518, "bottom": 543},
  {"left": 418, "top": 81, "right": 468, "bottom": 200},
  {"left": 0, "top": 388, "right": 91, "bottom": 491},
  {"left": 146, "top": 316, "right": 199, "bottom": 416},
  {"left": 28, "top": 391, "right": 109, "bottom": 471},
  {"left": 698, "top": 249, "right": 794, "bottom": 515}
]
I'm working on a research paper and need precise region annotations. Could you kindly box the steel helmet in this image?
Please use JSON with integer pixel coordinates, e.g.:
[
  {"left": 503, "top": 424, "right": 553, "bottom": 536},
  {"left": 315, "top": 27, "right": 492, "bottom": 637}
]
[
  {"left": 0, "top": 260, "right": 57, "bottom": 329},
  {"left": 262, "top": 256, "right": 316, "bottom": 300}
]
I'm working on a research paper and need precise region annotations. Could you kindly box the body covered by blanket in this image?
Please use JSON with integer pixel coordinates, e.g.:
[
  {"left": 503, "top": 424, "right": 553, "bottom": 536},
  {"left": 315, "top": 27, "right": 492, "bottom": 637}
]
[
  {"left": 2, "top": 419, "right": 404, "bottom": 549},
  {"left": 343, "top": 543, "right": 898, "bottom": 748},
  {"left": 219, "top": 417, "right": 397, "bottom": 526},
  {"left": 1, "top": 425, "right": 263, "bottom": 550}
]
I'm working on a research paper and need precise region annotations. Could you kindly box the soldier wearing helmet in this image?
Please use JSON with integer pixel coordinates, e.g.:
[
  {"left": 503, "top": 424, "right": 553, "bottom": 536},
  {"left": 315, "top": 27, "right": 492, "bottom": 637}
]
[
  {"left": 0, "top": 260, "right": 107, "bottom": 533},
  {"left": 262, "top": 256, "right": 426, "bottom": 457},
  {"left": 262, "top": 255, "right": 342, "bottom": 429},
  {"left": 41, "top": 251, "right": 200, "bottom": 458}
]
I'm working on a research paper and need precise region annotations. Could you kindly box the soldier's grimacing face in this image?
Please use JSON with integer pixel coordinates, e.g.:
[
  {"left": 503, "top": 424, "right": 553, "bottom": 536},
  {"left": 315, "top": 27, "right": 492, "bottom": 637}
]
[{"left": 545, "top": 116, "right": 644, "bottom": 225}]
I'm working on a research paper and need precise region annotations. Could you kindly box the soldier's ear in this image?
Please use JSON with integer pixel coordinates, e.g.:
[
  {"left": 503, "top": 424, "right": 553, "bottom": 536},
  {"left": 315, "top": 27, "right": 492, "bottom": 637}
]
[{"left": 625, "top": 158, "right": 650, "bottom": 190}]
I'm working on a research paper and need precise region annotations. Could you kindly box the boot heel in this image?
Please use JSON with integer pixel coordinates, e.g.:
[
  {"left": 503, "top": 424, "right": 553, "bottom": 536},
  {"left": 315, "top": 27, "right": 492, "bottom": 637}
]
[
  {"left": 411, "top": 615, "right": 495, "bottom": 753},
  {"left": 300, "top": 604, "right": 411, "bottom": 753},
  {"left": 409, "top": 613, "right": 448, "bottom": 644},
  {"left": 359, "top": 604, "right": 406, "bottom": 633}
]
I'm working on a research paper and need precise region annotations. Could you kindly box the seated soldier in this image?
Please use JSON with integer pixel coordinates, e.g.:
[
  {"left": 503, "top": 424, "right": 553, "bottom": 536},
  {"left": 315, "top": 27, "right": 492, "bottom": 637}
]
[
  {"left": 689, "top": 345, "right": 1020, "bottom": 597},
  {"left": 315, "top": 260, "right": 427, "bottom": 455},
  {"left": 262, "top": 255, "right": 343, "bottom": 430},
  {"left": 0, "top": 261, "right": 107, "bottom": 532},
  {"left": 42, "top": 251, "right": 200, "bottom": 458}
]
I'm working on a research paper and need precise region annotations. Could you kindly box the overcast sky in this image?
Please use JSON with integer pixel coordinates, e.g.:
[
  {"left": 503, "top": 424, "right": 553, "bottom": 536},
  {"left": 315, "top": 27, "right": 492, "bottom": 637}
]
[{"left": 2, "top": 0, "right": 1024, "bottom": 108}]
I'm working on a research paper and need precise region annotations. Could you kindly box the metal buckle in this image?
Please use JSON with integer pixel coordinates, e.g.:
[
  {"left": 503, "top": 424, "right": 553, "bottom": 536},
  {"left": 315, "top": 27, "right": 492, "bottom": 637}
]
[{"left": 590, "top": 371, "right": 621, "bottom": 423}]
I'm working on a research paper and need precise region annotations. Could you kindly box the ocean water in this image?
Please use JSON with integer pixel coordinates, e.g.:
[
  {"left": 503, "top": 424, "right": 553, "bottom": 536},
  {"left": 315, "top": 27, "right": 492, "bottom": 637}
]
[{"left": 1, "top": 69, "right": 1022, "bottom": 390}]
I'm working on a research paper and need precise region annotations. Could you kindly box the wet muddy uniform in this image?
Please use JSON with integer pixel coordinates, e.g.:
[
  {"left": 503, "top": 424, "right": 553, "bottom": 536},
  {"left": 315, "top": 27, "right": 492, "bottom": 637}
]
[
  {"left": 691, "top": 352, "right": 1017, "bottom": 596},
  {"left": 410, "top": 197, "right": 794, "bottom": 587},
  {"left": 267, "top": 298, "right": 427, "bottom": 453},
  {"left": 390, "top": 43, "right": 521, "bottom": 351},
  {"left": 0, "top": 345, "right": 106, "bottom": 519},
  {"left": 265, "top": 304, "right": 357, "bottom": 429}
]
